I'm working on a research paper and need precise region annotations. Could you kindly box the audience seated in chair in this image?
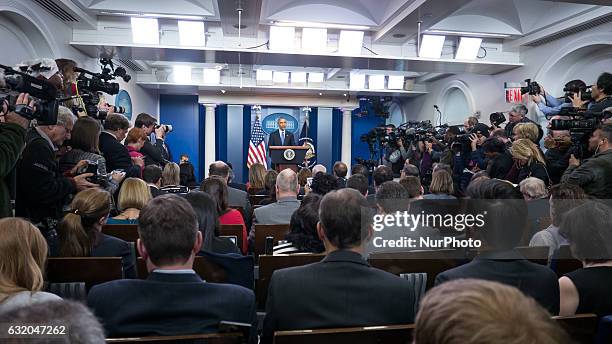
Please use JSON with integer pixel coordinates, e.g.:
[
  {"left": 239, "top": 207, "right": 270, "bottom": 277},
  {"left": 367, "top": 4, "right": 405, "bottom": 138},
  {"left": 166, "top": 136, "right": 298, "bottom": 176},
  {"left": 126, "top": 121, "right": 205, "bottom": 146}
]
[
  {"left": 399, "top": 176, "right": 424, "bottom": 200},
  {"left": 246, "top": 163, "right": 266, "bottom": 195},
  {"left": 346, "top": 173, "right": 369, "bottom": 196},
  {"left": 309, "top": 172, "right": 339, "bottom": 196},
  {"left": 184, "top": 191, "right": 241, "bottom": 255},
  {"left": 57, "top": 188, "right": 136, "bottom": 278},
  {"left": 160, "top": 162, "right": 189, "bottom": 194},
  {"left": 333, "top": 161, "right": 348, "bottom": 188},
  {"left": 558, "top": 201, "right": 612, "bottom": 317},
  {"left": 297, "top": 167, "right": 312, "bottom": 196},
  {"left": 249, "top": 169, "right": 301, "bottom": 248},
  {"left": 143, "top": 165, "right": 166, "bottom": 198},
  {"left": 261, "top": 188, "right": 416, "bottom": 344},
  {"left": 529, "top": 184, "right": 586, "bottom": 258},
  {"left": 435, "top": 179, "right": 560, "bottom": 315},
  {"left": 107, "top": 178, "right": 151, "bottom": 224},
  {"left": 0, "top": 218, "right": 61, "bottom": 313},
  {"left": 201, "top": 177, "right": 247, "bottom": 254},
  {"left": 520, "top": 177, "right": 550, "bottom": 238},
  {"left": 414, "top": 279, "right": 569, "bottom": 344},
  {"left": 87, "top": 194, "right": 257, "bottom": 341},
  {"left": 259, "top": 169, "right": 279, "bottom": 205},
  {"left": 423, "top": 170, "right": 456, "bottom": 200},
  {"left": 0, "top": 300, "right": 106, "bottom": 343},
  {"left": 366, "top": 165, "right": 394, "bottom": 206},
  {"left": 209, "top": 161, "right": 251, "bottom": 226},
  {"left": 273, "top": 193, "right": 325, "bottom": 255}
]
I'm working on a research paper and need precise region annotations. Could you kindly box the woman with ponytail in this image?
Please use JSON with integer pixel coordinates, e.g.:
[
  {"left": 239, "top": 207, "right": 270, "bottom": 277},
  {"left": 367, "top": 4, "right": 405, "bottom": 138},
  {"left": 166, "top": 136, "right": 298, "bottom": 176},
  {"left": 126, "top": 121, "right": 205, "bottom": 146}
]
[
  {"left": 57, "top": 189, "right": 136, "bottom": 278},
  {"left": 0, "top": 218, "right": 61, "bottom": 312},
  {"left": 510, "top": 139, "right": 551, "bottom": 186}
]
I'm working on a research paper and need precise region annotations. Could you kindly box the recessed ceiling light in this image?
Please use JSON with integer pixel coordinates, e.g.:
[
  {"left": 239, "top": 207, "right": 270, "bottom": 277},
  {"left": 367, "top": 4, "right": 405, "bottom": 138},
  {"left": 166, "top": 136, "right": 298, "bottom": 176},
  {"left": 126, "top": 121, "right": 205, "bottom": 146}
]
[
  {"left": 419, "top": 35, "right": 445, "bottom": 58},
  {"left": 221, "top": 89, "right": 226, "bottom": 93},
  {"left": 392, "top": 33, "right": 406, "bottom": 38},
  {"left": 233, "top": 24, "right": 247, "bottom": 29},
  {"left": 319, "top": 92, "right": 323, "bottom": 96},
  {"left": 343, "top": 93, "right": 347, "bottom": 97}
]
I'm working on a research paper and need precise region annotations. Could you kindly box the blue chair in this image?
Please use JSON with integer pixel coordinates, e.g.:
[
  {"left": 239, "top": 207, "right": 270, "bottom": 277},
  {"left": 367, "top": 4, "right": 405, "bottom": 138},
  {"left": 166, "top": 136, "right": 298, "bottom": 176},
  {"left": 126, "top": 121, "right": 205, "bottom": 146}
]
[
  {"left": 596, "top": 315, "right": 612, "bottom": 344},
  {"left": 199, "top": 250, "right": 255, "bottom": 290}
]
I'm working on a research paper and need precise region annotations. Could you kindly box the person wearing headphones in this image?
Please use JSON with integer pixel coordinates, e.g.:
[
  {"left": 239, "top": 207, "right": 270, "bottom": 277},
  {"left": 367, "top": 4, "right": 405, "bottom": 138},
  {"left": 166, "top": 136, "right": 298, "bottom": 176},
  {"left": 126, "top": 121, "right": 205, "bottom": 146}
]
[{"left": 561, "top": 124, "right": 612, "bottom": 199}]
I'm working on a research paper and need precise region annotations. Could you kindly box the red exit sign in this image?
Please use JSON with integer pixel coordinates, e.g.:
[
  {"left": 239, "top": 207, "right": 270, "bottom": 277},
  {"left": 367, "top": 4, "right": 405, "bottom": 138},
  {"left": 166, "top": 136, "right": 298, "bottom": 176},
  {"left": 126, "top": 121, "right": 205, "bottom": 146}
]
[{"left": 505, "top": 88, "right": 523, "bottom": 103}]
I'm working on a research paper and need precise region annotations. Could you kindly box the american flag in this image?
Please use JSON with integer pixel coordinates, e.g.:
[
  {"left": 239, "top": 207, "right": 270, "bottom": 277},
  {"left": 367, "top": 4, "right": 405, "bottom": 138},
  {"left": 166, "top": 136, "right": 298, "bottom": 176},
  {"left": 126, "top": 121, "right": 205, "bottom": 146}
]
[{"left": 247, "top": 116, "right": 268, "bottom": 169}]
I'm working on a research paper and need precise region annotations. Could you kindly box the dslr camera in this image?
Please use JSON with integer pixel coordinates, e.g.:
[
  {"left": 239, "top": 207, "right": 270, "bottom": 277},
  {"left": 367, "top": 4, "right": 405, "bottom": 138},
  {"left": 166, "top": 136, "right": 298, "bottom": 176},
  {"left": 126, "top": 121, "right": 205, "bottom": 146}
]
[
  {"left": 520, "top": 79, "right": 541, "bottom": 96},
  {"left": 156, "top": 124, "right": 173, "bottom": 133},
  {"left": 0, "top": 64, "right": 59, "bottom": 125},
  {"left": 490, "top": 112, "right": 506, "bottom": 127}
]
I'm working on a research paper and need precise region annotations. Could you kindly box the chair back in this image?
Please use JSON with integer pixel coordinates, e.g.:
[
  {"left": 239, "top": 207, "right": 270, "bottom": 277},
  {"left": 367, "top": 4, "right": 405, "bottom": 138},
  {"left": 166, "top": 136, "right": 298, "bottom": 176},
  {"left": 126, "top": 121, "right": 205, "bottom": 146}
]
[
  {"left": 553, "top": 313, "right": 598, "bottom": 344},
  {"left": 551, "top": 245, "right": 582, "bottom": 277},
  {"left": 200, "top": 251, "right": 255, "bottom": 290},
  {"left": 274, "top": 324, "right": 415, "bottom": 344},
  {"left": 47, "top": 282, "right": 87, "bottom": 302},
  {"left": 400, "top": 273, "right": 427, "bottom": 316},
  {"left": 106, "top": 332, "right": 243, "bottom": 343},
  {"left": 254, "top": 224, "right": 290, "bottom": 257},
  {"left": 46, "top": 257, "right": 123, "bottom": 288},
  {"left": 103, "top": 224, "right": 139, "bottom": 242},
  {"left": 218, "top": 224, "right": 244, "bottom": 253}
]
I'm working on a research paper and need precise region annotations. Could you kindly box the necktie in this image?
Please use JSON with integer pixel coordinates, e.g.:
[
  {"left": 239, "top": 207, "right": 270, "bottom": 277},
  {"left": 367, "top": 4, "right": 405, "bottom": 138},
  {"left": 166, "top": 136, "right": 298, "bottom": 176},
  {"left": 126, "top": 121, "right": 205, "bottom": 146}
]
[{"left": 281, "top": 131, "right": 285, "bottom": 145}]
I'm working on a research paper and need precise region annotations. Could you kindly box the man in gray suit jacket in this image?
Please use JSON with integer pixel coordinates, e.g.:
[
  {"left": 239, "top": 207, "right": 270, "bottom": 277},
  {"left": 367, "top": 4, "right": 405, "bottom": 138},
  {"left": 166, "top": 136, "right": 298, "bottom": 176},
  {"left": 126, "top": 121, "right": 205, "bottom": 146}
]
[
  {"left": 261, "top": 189, "right": 415, "bottom": 343},
  {"left": 248, "top": 169, "right": 301, "bottom": 246},
  {"left": 209, "top": 161, "right": 251, "bottom": 225}
]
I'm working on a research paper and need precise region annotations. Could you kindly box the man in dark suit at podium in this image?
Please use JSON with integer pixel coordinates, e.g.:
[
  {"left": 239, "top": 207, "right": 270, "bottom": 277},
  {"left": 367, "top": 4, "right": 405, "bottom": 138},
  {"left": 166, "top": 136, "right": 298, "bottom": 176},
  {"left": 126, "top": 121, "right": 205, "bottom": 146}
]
[{"left": 268, "top": 117, "right": 296, "bottom": 148}]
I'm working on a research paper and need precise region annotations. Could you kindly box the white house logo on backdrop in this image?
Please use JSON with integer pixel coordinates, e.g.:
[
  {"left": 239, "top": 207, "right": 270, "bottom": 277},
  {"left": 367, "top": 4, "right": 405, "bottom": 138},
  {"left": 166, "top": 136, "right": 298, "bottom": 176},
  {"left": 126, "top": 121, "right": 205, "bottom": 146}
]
[
  {"left": 262, "top": 113, "right": 299, "bottom": 134},
  {"left": 115, "top": 90, "right": 133, "bottom": 121}
]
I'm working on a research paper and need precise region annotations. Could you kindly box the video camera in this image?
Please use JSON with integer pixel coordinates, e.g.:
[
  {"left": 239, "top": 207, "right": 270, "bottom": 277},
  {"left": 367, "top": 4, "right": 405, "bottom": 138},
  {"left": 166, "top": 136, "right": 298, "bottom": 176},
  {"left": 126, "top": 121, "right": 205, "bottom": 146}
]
[
  {"left": 73, "top": 58, "right": 131, "bottom": 120},
  {"left": 0, "top": 64, "right": 59, "bottom": 125},
  {"left": 563, "top": 84, "right": 592, "bottom": 103},
  {"left": 521, "top": 79, "right": 541, "bottom": 96},
  {"left": 550, "top": 107, "right": 611, "bottom": 158}
]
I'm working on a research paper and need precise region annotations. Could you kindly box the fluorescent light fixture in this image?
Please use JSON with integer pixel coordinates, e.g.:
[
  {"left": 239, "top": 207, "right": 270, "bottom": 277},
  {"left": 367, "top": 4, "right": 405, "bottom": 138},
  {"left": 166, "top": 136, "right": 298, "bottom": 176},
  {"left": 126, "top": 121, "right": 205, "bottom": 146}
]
[
  {"left": 368, "top": 75, "right": 385, "bottom": 90},
  {"left": 456, "top": 37, "right": 482, "bottom": 60},
  {"left": 419, "top": 35, "right": 445, "bottom": 58},
  {"left": 101, "top": 12, "right": 204, "bottom": 20},
  {"left": 338, "top": 30, "right": 364, "bottom": 55},
  {"left": 308, "top": 72, "right": 324, "bottom": 84},
  {"left": 203, "top": 68, "right": 220, "bottom": 84},
  {"left": 388, "top": 75, "right": 405, "bottom": 90},
  {"left": 426, "top": 29, "right": 510, "bottom": 38},
  {"left": 178, "top": 21, "right": 205, "bottom": 46},
  {"left": 349, "top": 72, "right": 365, "bottom": 90},
  {"left": 269, "top": 26, "right": 295, "bottom": 51},
  {"left": 131, "top": 17, "right": 159, "bottom": 44},
  {"left": 272, "top": 20, "right": 370, "bottom": 31},
  {"left": 172, "top": 65, "right": 191, "bottom": 83},
  {"left": 273, "top": 71, "right": 290, "bottom": 85},
  {"left": 292, "top": 72, "right": 307, "bottom": 85},
  {"left": 302, "top": 28, "right": 327, "bottom": 52},
  {"left": 256, "top": 70, "right": 273, "bottom": 86}
]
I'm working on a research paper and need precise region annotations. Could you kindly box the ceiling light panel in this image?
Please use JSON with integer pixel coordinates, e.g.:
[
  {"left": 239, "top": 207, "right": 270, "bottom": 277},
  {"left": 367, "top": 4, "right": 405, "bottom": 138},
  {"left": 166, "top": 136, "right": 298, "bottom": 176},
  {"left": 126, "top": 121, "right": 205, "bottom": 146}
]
[
  {"left": 269, "top": 26, "right": 295, "bottom": 51},
  {"left": 302, "top": 28, "right": 327, "bottom": 53},
  {"left": 131, "top": 17, "right": 159, "bottom": 45},
  {"left": 338, "top": 30, "right": 364, "bottom": 55},
  {"left": 178, "top": 21, "right": 205, "bottom": 46},
  {"left": 369, "top": 75, "right": 385, "bottom": 90},
  {"left": 172, "top": 65, "right": 191, "bottom": 83},
  {"left": 349, "top": 72, "right": 365, "bottom": 90},
  {"left": 256, "top": 70, "right": 273, "bottom": 86},
  {"left": 456, "top": 37, "right": 483, "bottom": 60},
  {"left": 419, "top": 35, "right": 446, "bottom": 58},
  {"left": 388, "top": 75, "right": 405, "bottom": 90},
  {"left": 203, "top": 68, "right": 220, "bottom": 84},
  {"left": 292, "top": 72, "right": 307, "bottom": 86},
  {"left": 273, "top": 71, "right": 290, "bottom": 85}
]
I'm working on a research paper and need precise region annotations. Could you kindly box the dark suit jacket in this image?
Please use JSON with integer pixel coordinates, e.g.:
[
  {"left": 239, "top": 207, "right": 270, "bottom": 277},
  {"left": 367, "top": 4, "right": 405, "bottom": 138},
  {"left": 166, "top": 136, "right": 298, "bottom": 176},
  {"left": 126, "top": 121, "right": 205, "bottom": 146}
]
[
  {"left": 262, "top": 250, "right": 415, "bottom": 343},
  {"left": 141, "top": 138, "right": 169, "bottom": 167},
  {"left": 92, "top": 233, "right": 136, "bottom": 279},
  {"left": 87, "top": 271, "right": 257, "bottom": 342},
  {"left": 268, "top": 130, "right": 296, "bottom": 148},
  {"left": 229, "top": 182, "right": 247, "bottom": 192},
  {"left": 148, "top": 185, "right": 166, "bottom": 198},
  {"left": 99, "top": 132, "right": 141, "bottom": 178},
  {"left": 435, "top": 250, "right": 560, "bottom": 315}
]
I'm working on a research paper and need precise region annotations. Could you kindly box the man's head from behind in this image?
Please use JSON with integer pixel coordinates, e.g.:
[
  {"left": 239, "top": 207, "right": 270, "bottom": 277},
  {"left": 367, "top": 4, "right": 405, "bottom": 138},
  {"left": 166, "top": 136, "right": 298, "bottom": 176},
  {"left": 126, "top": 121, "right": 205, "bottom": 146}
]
[
  {"left": 376, "top": 181, "right": 409, "bottom": 214},
  {"left": 373, "top": 165, "right": 393, "bottom": 188},
  {"left": 103, "top": 113, "right": 130, "bottom": 141},
  {"left": 318, "top": 188, "right": 371, "bottom": 252},
  {"left": 333, "top": 161, "right": 348, "bottom": 178},
  {"left": 276, "top": 168, "right": 299, "bottom": 198},
  {"left": 137, "top": 194, "right": 202, "bottom": 270},
  {"left": 209, "top": 161, "right": 230, "bottom": 182},
  {"left": 399, "top": 176, "right": 423, "bottom": 200},
  {"left": 351, "top": 163, "right": 369, "bottom": 178},
  {"left": 414, "top": 279, "right": 569, "bottom": 344},
  {"left": 346, "top": 174, "right": 369, "bottom": 196},
  {"left": 143, "top": 165, "right": 163, "bottom": 187}
]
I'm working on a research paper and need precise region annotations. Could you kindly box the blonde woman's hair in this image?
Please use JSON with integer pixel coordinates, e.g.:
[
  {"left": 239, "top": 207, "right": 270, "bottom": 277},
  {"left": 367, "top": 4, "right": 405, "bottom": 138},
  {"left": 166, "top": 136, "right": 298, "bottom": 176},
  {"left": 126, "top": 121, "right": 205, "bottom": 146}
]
[
  {"left": 118, "top": 178, "right": 152, "bottom": 211},
  {"left": 162, "top": 162, "right": 181, "bottom": 186},
  {"left": 511, "top": 139, "right": 546, "bottom": 165},
  {"left": 58, "top": 189, "right": 111, "bottom": 257},
  {"left": 513, "top": 123, "right": 539, "bottom": 143},
  {"left": 0, "top": 218, "right": 48, "bottom": 302},
  {"left": 248, "top": 163, "right": 266, "bottom": 190},
  {"left": 429, "top": 169, "right": 454, "bottom": 195}
]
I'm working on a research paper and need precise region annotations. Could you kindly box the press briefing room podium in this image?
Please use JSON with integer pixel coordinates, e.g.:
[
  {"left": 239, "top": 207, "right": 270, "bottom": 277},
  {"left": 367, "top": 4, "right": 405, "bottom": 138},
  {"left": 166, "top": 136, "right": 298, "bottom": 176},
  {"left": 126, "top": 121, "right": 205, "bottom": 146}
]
[{"left": 269, "top": 146, "right": 309, "bottom": 172}]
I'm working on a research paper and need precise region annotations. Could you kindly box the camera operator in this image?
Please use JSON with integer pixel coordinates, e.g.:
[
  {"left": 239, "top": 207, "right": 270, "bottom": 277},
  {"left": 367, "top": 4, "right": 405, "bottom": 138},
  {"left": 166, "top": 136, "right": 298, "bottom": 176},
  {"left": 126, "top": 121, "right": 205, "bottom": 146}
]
[
  {"left": 543, "top": 116, "right": 574, "bottom": 185},
  {"left": 134, "top": 112, "right": 171, "bottom": 167},
  {"left": 482, "top": 137, "right": 513, "bottom": 180},
  {"left": 15, "top": 103, "right": 98, "bottom": 246},
  {"left": 463, "top": 116, "right": 478, "bottom": 132},
  {"left": 0, "top": 93, "right": 32, "bottom": 217},
  {"left": 532, "top": 80, "right": 584, "bottom": 117},
  {"left": 561, "top": 124, "right": 612, "bottom": 199},
  {"left": 578, "top": 72, "right": 612, "bottom": 113},
  {"left": 504, "top": 104, "right": 544, "bottom": 143},
  {"left": 99, "top": 113, "right": 142, "bottom": 178},
  {"left": 439, "top": 126, "right": 460, "bottom": 166}
]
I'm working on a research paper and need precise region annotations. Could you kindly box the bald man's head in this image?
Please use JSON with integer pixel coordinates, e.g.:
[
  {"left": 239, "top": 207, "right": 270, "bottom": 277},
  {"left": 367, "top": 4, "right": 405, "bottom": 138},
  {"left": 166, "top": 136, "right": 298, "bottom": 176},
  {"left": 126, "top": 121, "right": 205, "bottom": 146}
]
[
  {"left": 276, "top": 168, "right": 299, "bottom": 196},
  {"left": 209, "top": 161, "right": 229, "bottom": 181}
]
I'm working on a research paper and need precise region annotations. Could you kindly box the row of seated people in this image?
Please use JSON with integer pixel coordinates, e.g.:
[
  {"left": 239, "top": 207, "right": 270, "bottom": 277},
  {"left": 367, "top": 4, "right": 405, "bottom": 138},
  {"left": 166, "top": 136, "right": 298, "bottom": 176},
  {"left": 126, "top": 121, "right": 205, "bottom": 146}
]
[{"left": 0, "top": 176, "right": 611, "bottom": 342}]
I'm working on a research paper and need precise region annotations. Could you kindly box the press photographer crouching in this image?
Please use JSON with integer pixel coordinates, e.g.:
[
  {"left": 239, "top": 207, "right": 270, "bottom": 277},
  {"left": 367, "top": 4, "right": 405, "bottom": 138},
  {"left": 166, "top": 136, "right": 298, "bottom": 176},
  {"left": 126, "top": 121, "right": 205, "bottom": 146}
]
[
  {"left": 15, "top": 105, "right": 99, "bottom": 252},
  {"left": 561, "top": 124, "right": 612, "bottom": 199}
]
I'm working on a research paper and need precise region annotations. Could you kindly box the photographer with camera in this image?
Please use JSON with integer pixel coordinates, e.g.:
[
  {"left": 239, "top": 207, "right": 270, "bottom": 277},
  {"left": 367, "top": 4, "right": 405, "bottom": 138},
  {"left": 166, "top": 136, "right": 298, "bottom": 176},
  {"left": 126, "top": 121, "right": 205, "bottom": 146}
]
[
  {"left": 15, "top": 105, "right": 98, "bottom": 249},
  {"left": 532, "top": 80, "right": 584, "bottom": 117},
  {"left": 561, "top": 124, "right": 612, "bottom": 199},
  {"left": 383, "top": 129, "right": 412, "bottom": 177},
  {"left": 504, "top": 104, "right": 544, "bottom": 143},
  {"left": 543, "top": 116, "right": 574, "bottom": 184},
  {"left": 134, "top": 113, "right": 171, "bottom": 167},
  {"left": 574, "top": 72, "right": 612, "bottom": 113},
  {"left": 0, "top": 93, "right": 33, "bottom": 217}
]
